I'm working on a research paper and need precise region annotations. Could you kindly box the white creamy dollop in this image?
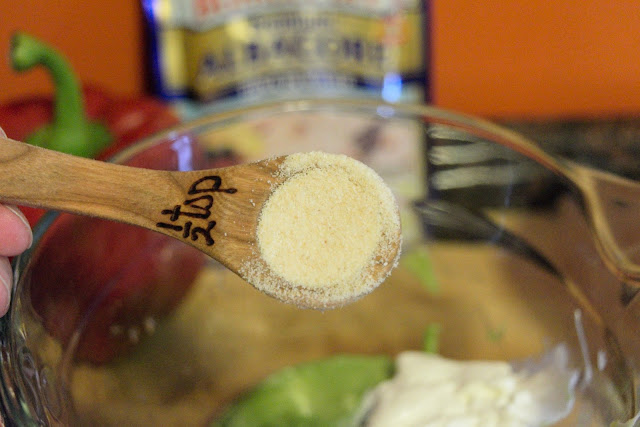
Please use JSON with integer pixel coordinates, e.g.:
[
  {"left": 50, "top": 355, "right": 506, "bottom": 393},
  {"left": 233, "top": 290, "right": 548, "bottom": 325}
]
[{"left": 358, "top": 347, "right": 579, "bottom": 426}]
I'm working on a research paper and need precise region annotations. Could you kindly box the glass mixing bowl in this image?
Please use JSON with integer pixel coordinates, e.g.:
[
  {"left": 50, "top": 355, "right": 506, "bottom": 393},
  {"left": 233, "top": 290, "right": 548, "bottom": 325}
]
[{"left": 2, "top": 99, "right": 640, "bottom": 425}]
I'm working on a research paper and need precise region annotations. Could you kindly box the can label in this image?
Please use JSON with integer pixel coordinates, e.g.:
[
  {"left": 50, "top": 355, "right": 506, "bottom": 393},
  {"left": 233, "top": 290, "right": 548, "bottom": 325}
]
[{"left": 144, "top": 0, "right": 428, "bottom": 106}]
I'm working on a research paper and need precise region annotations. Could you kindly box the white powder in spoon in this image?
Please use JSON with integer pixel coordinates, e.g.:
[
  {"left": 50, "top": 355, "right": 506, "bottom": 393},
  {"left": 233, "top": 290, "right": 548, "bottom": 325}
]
[{"left": 241, "top": 152, "right": 401, "bottom": 309}]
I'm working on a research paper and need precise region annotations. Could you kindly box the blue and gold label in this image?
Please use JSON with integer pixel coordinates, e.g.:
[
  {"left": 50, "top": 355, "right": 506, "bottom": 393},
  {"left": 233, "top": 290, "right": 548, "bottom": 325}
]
[{"left": 144, "top": 0, "right": 427, "bottom": 104}]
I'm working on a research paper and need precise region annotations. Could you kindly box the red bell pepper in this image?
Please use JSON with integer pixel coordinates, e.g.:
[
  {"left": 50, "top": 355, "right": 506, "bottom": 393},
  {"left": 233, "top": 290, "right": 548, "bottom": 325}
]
[
  {"left": 3, "top": 32, "right": 179, "bottom": 156},
  {"left": 2, "top": 33, "right": 206, "bottom": 364},
  {"left": 0, "top": 33, "right": 180, "bottom": 225}
]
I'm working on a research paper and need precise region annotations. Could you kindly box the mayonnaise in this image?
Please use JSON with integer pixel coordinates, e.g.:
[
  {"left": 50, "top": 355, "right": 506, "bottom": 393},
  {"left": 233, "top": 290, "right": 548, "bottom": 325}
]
[{"left": 357, "top": 346, "right": 579, "bottom": 426}]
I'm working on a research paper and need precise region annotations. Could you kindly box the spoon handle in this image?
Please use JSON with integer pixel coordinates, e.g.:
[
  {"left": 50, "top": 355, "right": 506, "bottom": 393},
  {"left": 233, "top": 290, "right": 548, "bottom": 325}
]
[
  {"left": 0, "top": 136, "right": 177, "bottom": 229},
  {"left": 0, "top": 136, "right": 286, "bottom": 271}
]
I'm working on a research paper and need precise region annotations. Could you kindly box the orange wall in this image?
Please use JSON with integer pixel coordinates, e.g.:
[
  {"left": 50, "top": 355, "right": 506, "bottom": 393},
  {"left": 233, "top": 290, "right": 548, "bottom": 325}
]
[
  {"left": 432, "top": 1, "right": 640, "bottom": 119},
  {"left": 1, "top": 0, "right": 145, "bottom": 100},
  {"left": 2, "top": 1, "right": 640, "bottom": 119}
]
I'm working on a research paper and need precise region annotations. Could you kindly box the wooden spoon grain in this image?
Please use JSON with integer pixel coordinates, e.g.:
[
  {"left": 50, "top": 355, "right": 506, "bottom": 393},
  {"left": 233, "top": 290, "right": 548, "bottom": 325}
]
[{"left": 0, "top": 136, "right": 400, "bottom": 309}]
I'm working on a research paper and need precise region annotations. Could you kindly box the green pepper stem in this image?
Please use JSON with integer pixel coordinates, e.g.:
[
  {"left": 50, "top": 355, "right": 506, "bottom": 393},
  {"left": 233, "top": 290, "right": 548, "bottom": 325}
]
[{"left": 10, "top": 32, "right": 111, "bottom": 157}]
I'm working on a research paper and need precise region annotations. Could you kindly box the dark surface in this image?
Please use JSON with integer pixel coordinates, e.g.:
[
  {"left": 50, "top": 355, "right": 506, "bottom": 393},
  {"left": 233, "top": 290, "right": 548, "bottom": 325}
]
[
  {"left": 504, "top": 117, "right": 640, "bottom": 180},
  {"left": 424, "top": 117, "right": 640, "bottom": 210}
]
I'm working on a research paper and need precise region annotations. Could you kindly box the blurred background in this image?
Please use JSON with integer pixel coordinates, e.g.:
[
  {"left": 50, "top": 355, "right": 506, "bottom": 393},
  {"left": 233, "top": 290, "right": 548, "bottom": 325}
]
[
  {"left": 3, "top": 1, "right": 640, "bottom": 179},
  {"left": 3, "top": 1, "right": 640, "bottom": 119}
]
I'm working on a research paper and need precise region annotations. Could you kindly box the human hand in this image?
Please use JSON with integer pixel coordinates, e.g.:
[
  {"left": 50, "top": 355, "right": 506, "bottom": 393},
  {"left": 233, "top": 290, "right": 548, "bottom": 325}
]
[{"left": 0, "top": 127, "right": 33, "bottom": 316}]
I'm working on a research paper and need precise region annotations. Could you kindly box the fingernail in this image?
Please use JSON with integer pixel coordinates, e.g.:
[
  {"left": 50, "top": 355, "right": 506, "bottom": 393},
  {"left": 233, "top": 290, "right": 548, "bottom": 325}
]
[
  {"left": 0, "top": 270, "right": 11, "bottom": 315},
  {"left": 5, "top": 205, "right": 33, "bottom": 248}
]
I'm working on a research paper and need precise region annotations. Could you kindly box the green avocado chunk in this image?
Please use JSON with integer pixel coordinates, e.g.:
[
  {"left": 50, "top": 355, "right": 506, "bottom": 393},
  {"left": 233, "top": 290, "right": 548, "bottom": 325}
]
[{"left": 211, "top": 354, "right": 394, "bottom": 427}]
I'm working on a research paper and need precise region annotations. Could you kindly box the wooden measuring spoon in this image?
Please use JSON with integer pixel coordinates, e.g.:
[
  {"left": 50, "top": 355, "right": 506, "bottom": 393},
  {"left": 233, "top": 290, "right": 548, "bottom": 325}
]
[{"left": 0, "top": 136, "right": 401, "bottom": 309}]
